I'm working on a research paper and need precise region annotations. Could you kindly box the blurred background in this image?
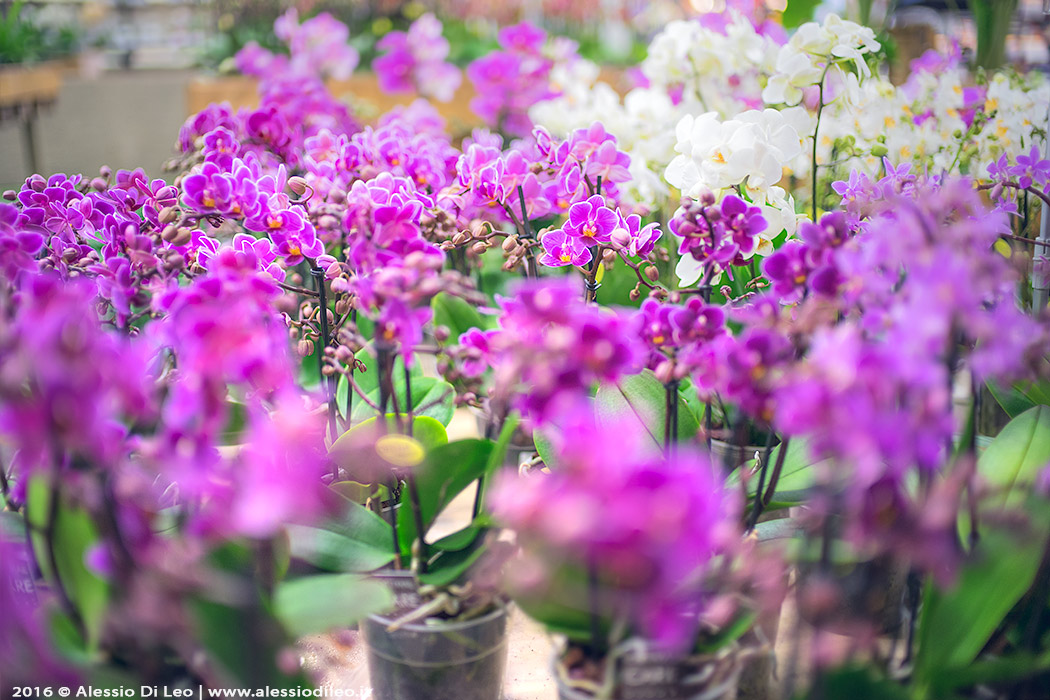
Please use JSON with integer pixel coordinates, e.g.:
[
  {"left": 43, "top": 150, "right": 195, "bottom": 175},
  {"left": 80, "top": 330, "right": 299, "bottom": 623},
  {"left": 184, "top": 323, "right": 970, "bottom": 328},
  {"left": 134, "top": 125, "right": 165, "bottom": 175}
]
[{"left": 1, "top": 0, "right": 1048, "bottom": 188}]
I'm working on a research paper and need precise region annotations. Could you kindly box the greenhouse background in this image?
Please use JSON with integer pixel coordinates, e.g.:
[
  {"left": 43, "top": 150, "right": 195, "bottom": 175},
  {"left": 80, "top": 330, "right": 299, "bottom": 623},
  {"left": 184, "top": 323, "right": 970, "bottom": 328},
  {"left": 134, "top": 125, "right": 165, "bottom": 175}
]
[
  {"left": 2, "top": 1, "right": 1050, "bottom": 700},
  {"left": 1, "top": 0, "right": 1048, "bottom": 183}
]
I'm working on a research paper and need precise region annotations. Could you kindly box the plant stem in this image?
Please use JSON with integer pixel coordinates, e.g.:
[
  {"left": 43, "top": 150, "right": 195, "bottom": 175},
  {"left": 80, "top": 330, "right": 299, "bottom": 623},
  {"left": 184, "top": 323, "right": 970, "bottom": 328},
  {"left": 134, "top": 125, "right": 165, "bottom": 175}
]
[
  {"left": 747, "top": 431, "right": 778, "bottom": 531},
  {"left": 663, "top": 379, "right": 679, "bottom": 451},
  {"left": 311, "top": 267, "right": 338, "bottom": 458},
  {"left": 762, "top": 436, "right": 790, "bottom": 508},
  {"left": 516, "top": 185, "right": 538, "bottom": 279},
  {"left": 811, "top": 65, "right": 831, "bottom": 222}
]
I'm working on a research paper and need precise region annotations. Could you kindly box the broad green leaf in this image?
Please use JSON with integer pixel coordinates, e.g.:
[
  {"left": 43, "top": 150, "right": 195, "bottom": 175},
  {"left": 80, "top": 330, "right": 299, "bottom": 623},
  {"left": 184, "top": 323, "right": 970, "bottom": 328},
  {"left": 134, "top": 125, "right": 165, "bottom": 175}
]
[
  {"left": 915, "top": 525, "right": 1046, "bottom": 685},
  {"left": 351, "top": 346, "right": 424, "bottom": 397},
  {"left": 977, "top": 405, "right": 1050, "bottom": 507},
  {"left": 191, "top": 595, "right": 310, "bottom": 688},
  {"left": 332, "top": 414, "right": 449, "bottom": 460},
  {"left": 430, "top": 525, "right": 482, "bottom": 552},
  {"left": 987, "top": 375, "right": 1050, "bottom": 418},
  {"left": 396, "top": 439, "right": 494, "bottom": 556},
  {"left": 817, "top": 667, "right": 910, "bottom": 700},
  {"left": 748, "top": 437, "right": 822, "bottom": 497},
  {"left": 781, "top": 0, "right": 821, "bottom": 29},
  {"left": 274, "top": 574, "right": 394, "bottom": 636},
  {"left": 27, "top": 478, "right": 110, "bottom": 650},
  {"left": 349, "top": 376, "right": 456, "bottom": 427},
  {"left": 419, "top": 539, "right": 488, "bottom": 587},
  {"left": 595, "top": 370, "right": 701, "bottom": 449},
  {"left": 286, "top": 495, "right": 395, "bottom": 572},
  {"left": 928, "top": 649, "right": 1050, "bottom": 693},
  {"left": 432, "top": 292, "right": 486, "bottom": 339}
]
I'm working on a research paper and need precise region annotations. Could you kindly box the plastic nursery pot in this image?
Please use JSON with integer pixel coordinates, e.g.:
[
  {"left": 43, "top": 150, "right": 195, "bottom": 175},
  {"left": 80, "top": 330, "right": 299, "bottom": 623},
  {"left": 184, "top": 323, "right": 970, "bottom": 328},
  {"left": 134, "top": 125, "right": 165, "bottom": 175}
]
[
  {"left": 554, "top": 640, "right": 743, "bottom": 700},
  {"left": 361, "top": 603, "right": 509, "bottom": 700}
]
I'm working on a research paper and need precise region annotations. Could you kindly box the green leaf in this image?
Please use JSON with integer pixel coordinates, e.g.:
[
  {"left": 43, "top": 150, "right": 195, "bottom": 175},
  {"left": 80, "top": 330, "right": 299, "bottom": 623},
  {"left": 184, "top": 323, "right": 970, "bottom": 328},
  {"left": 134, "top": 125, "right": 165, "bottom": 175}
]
[
  {"left": 396, "top": 439, "right": 494, "bottom": 556},
  {"left": 752, "top": 437, "right": 822, "bottom": 497},
  {"left": 333, "top": 414, "right": 449, "bottom": 458},
  {"left": 351, "top": 346, "right": 424, "bottom": 397},
  {"left": 349, "top": 376, "right": 456, "bottom": 427},
  {"left": 191, "top": 596, "right": 309, "bottom": 688},
  {"left": 695, "top": 611, "right": 756, "bottom": 653},
  {"left": 928, "top": 649, "right": 1050, "bottom": 693},
  {"left": 533, "top": 428, "right": 559, "bottom": 470},
  {"left": 781, "top": 0, "right": 821, "bottom": 29},
  {"left": 977, "top": 405, "right": 1050, "bottom": 508},
  {"left": 987, "top": 376, "right": 1050, "bottom": 418},
  {"left": 432, "top": 292, "right": 486, "bottom": 339},
  {"left": 595, "top": 370, "right": 701, "bottom": 450},
  {"left": 430, "top": 525, "right": 482, "bottom": 552},
  {"left": 286, "top": 495, "right": 395, "bottom": 573},
  {"left": 275, "top": 574, "right": 394, "bottom": 636},
  {"left": 915, "top": 525, "right": 1046, "bottom": 686},
  {"left": 817, "top": 666, "right": 910, "bottom": 700},
  {"left": 27, "top": 478, "right": 110, "bottom": 650},
  {"left": 418, "top": 539, "right": 488, "bottom": 587}
]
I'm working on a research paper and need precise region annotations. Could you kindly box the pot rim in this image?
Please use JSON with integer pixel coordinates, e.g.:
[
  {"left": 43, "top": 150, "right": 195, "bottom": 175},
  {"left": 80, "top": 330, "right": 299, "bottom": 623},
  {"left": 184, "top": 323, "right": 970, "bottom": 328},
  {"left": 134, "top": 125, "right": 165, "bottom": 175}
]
[{"left": 365, "top": 600, "right": 508, "bottom": 633}]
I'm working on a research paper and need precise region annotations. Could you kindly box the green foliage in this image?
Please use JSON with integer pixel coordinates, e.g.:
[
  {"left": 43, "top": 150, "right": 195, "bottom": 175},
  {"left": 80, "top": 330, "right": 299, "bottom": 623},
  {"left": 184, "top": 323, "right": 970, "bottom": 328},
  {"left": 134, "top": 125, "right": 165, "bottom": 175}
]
[
  {"left": 286, "top": 492, "right": 395, "bottom": 573},
  {"left": 988, "top": 375, "right": 1050, "bottom": 418},
  {"left": 914, "top": 525, "right": 1046, "bottom": 693},
  {"left": 977, "top": 406, "right": 1050, "bottom": 508},
  {"left": 395, "top": 439, "right": 495, "bottom": 556},
  {"left": 781, "top": 0, "right": 821, "bottom": 30},
  {"left": 432, "top": 291, "right": 488, "bottom": 340},
  {"left": 27, "top": 479, "right": 110, "bottom": 650},
  {"left": 1, "top": 1, "right": 81, "bottom": 65},
  {"left": 274, "top": 574, "right": 394, "bottom": 636},
  {"left": 336, "top": 348, "right": 455, "bottom": 426},
  {"left": 594, "top": 370, "right": 701, "bottom": 449}
]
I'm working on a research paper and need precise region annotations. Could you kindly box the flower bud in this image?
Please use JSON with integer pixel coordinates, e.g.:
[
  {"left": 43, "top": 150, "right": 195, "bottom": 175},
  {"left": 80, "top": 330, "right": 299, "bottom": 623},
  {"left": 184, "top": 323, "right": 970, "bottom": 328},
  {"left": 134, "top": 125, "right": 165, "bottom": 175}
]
[
  {"left": 629, "top": 288, "right": 641, "bottom": 301},
  {"left": 90, "top": 178, "right": 108, "bottom": 192},
  {"left": 434, "top": 326, "right": 450, "bottom": 343},
  {"left": 158, "top": 206, "right": 178, "bottom": 225},
  {"left": 334, "top": 297, "right": 351, "bottom": 315},
  {"left": 644, "top": 265, "right": 660, "bottom": 282},
  {"left": 989, "top": 183, "right": 1004, "bottom": 201},
  {"left": 471, "top": 241, "right": 488, "bottom": 255},
  {"left": 654, "top": 359, "right": 675, "bottom": 385},
  {"left": 99, "top": 165, "right": 112, "bottom": 179},
  {"left": 161, "top": 224, "right": 179, "bottom": 241},
  {"left": 452, "top": 231, "right": 469, "bottom": 246},
  {"left": 331, "top": 277, "right": 349, "bottom": 294},
  {"left": 297, "top": 339, "right": 315, "bottom": 357},
  {"left": 870, "top": 143, "right": 889, "bottom": 158},
  {"left": 611, "top": 229, "right": 631, "bottom": 248},
  {"left": 288, "top": 176, "right": 309, "bottom": 196},
  {"left": 171, "top": 227, "right": 192, "bottom": 247},
  {"left": 501, "top": 235, "right": 519, "bottom": 252},
  {"left": 2, "top": 190, "right": 16, "bottom": 200},
  {"left": 602, "top": 249, "right": 616, "bottom": 265},
  {"left": 329, "top": 188, "right": 346, "bottom": 204}
]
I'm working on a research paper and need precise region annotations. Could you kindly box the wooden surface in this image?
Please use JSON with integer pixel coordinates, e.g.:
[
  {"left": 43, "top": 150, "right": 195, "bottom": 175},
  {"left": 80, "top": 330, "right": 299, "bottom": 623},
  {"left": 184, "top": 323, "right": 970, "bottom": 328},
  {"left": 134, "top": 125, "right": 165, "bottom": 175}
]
[{"left": 0, "top": 63, "right": 63, "bottom": 110}]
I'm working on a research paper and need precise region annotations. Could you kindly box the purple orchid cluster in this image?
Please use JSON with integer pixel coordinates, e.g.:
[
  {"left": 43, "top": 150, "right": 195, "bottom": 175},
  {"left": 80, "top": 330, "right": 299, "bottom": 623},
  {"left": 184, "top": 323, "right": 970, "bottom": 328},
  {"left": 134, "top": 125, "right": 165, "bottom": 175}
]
[
  {"left": 491, "top": 414, "right": 764, "bottom": 653},
  {"left": 374, "top": 13, "right": 461, "bottom": 103},
  {"left": 465, "top": 22, "right": 566, "bottom": 137},
  {"left": 455, "top": 278, "right": 639, "bottom": 423},
  {"left": 670, "top": 193, "right": 770, "bottom": 282}
]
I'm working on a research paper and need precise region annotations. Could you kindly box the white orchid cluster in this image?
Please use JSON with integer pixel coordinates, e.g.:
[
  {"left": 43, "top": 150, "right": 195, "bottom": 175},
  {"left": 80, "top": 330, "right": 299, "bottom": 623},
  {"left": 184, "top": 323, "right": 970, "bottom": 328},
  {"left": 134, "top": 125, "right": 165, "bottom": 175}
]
[
  {"left": 529, "top": 8, "right": 1047, "bottom": 259},
  {"left": 762, "top": 14, "right": 880, "bottom": 106},
  {"left": 812, "top": 65, "right": 1049, "bottom": 184},
  {"left": 643, "top": 14, "right": 779, "bottom": 117}
]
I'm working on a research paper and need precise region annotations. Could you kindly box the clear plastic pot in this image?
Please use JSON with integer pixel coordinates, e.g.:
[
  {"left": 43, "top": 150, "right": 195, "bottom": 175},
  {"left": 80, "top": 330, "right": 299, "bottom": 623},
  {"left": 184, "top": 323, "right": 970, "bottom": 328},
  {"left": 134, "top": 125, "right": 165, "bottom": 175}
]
[
  {"left": 361, "top": 603, "right": 509, "bottom": 700},
  {"left": 553, "top": 640, "right": 742, "bottom": 700}
]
